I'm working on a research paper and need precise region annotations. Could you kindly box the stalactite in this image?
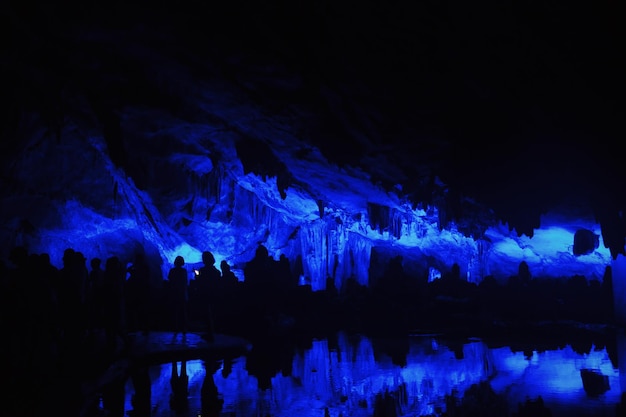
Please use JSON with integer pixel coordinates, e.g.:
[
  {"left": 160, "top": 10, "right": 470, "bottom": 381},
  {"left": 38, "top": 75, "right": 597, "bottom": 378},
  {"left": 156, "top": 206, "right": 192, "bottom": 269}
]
[
  {"left": 367, "top": 202, "right": 390, "bottom": 233},
  {"left": 437, "top": 199, "right": 447, "bottom": 231},
  {"left": 317, "top": 199, "right": 325, "bottom": 218},
  {"left": 300, "top": 220, "right": 328, "bottom": 290},
  {"left": 206, "top": 161, "right": 222, "bottom": 204},
  {"left": 390, "top": 208, "right": 407, "bottom": 239},
  {"left": 336, "top": 232, "right": 371, "bottom": 288},
  {"left": 473, "top": 238, "right": 491, "bottom": 282}
]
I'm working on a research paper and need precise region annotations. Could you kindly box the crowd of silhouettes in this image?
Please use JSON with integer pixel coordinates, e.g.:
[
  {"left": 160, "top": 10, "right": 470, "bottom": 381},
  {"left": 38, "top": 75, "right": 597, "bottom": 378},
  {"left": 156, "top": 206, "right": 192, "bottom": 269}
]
[
  {"left": 0, "top": 242, "right": 622, "bottom": 417},
  {"left": 0, "top": 243, "right": 619, "bottom": 373},
  {"left": 0, "top": 243, "right": 300, "bottom": 366}
]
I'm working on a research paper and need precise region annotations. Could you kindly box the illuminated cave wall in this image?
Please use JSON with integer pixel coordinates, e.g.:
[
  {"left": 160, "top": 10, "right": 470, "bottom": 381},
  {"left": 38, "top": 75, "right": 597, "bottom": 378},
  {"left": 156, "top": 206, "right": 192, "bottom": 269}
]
[
  {"left": 0, "top": 110, "right": 612, "bottom": 291},
  {"left": 0, "top": 7, "right": 616, "bottom": 289}
]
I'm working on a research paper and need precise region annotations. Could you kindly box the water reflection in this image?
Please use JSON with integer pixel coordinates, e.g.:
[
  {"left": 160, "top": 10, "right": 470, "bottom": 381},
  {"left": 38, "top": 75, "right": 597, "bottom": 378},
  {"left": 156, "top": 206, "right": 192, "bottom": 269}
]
[{"left": 120, "top": 331, "right": 626, "bottom": 417}]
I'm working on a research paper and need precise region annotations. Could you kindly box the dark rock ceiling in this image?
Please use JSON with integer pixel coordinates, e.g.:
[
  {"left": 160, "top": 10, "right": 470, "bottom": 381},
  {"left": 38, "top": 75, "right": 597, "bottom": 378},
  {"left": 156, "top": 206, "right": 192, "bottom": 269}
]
[{"left": 2, "top": 0, "right": 625, "bottom": 256}]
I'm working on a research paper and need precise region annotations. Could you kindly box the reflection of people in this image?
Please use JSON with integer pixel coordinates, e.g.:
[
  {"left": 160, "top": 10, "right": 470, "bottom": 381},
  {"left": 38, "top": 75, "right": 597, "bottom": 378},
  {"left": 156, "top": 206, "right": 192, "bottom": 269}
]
[
  {"left": 170, "top": 361, "right": 189, "bottom": 412},
  {"left": 129, "top": 365, "right": 151, "bottom": 417},
  {"left": 167, "top": 256, "right": 188, "bottom": 334},
  {"left": 101, "top": 377, "right": 126, "bottom": 417},
  {"left": 201, "top": 360, "right": 224, "bottom": 417}
]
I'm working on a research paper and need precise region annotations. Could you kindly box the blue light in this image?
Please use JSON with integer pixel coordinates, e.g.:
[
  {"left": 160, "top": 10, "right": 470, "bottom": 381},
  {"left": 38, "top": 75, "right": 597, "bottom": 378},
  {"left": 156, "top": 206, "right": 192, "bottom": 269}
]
[
  {"left": 164, "top": 243, "right": 203, "bottom": 266},
  {"left": 429, "top": 267, "right": 441, "bottom": 283}
]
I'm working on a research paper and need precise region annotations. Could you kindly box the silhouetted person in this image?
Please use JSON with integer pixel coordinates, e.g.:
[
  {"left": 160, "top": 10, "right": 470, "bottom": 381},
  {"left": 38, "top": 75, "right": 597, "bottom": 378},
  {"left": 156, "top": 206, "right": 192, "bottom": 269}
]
[
  {"left": 126, "top": 252, "right": 152, "bottom": 333},
  {"left": 74, "top": 251, "right": 89, "bottom": 304},
  {"left": 4, "top": 246, "right": 30, "bottom": 363},
  {"left": 243, "top": 244, "right": 274, "bottom": 290},
  {"left": 194, "top": 251, "right": 220, "bottom": 339},
  {"left": 57, "top": 248, "right": 88, "bottom": 347},
  {"left": 518, "top": 260, "right": 532, "bottom": 285},
  {"left": 129, "top": 365, "right": 151, "bottom": 417},
  {"left": 102, "top": 256, "right": 128, "bottom": 357},
  {"left": 220, "top": 260, "right": 238, "bottom": 288},
  {"left": 29, "top": 253, "right": 59, "bottom": 360},
  {"left": 170, "top": 361, "right": 189, "bottom": 412},
  {"left": 197, "top": 251, "right": 221, "bottom": 296},
  {"left": 6, "top": 248, "right": 59, "bottom": 378},
  {"left": 276, "top": 253, "right": 296, "bottom": 290},
  {"left": 39, "top": 252, "right": 60, "bottom": 285},
  {"left": 87, "top": 257, "right": 105, "bottom": 335},
  {"left": 243, "top": 244, "right": 285, "bottom": 324},
  {"left": 167, "top": 255, "right": 189, "bottom": 334}
]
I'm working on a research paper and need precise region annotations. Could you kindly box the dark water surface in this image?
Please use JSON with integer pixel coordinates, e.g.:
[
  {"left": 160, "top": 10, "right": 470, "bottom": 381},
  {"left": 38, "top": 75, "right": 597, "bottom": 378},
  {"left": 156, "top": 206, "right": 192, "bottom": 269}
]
[{"left": 120, "top": 329, "right": 626, "bottom": 417}]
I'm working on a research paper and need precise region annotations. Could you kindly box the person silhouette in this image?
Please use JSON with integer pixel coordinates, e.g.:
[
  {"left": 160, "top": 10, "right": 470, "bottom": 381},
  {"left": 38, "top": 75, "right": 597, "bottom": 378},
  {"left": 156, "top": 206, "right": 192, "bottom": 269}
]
[
  {"left": 57, "top": 248, "right": 87, "bottom": 347},
  {"left": 220, "top": 260, "right": 238, "bottom": 288},
  {"left": 167, "top": 255, "right": 189, "bottom": 334},
  {"left": 243, "top": 244, "right": 274, "bottom": 289},
  {"left": 197, "top": 251, "right": 221, "bottom": 295},
  {"left": 195, "top": 251, "right": 220, "bottom": 339},
  {"left": 276, "top": 254, "right": 296, "bottom": 290},
  {"left": 101, "top": 256, "right": 129, "bottom": 358},
  {"left": 86, "top": 257, "right": 105, "bottom": 337},
  {"left": 125, "top": 252, "right": 152, "bottom": 334}
]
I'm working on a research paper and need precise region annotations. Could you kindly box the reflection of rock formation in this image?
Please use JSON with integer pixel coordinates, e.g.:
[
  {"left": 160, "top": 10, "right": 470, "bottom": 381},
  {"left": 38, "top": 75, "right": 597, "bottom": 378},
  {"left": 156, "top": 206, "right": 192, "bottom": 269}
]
[
  {"left": 129, "top": 365, "right": 152, "bottom": 417},
  {"left": 512, "top": 396, "right": 552, "bottom": 417},
  {"left": 135, "top": 331, "right": 621, "bottom": 416},
  {"left": 372, "top": 383, "right": 407, "bottom": 417},
  {"left": 101, "top": 377, "right": 126, "bottom": 417},
  {"left": 445, "top": 381, "right": 508, "bottom": 417},
  {"left": 580, "top": 368, "right": 610, "bottom": 397},
  {"left": 573, "top": 229, "right": 600, "bottom": 256},
  {"left": 613, "top": 255, "right": 626, "bottom": 326},
  {"left": 288, "top": 332, "right": 495, "bottom": 416}
]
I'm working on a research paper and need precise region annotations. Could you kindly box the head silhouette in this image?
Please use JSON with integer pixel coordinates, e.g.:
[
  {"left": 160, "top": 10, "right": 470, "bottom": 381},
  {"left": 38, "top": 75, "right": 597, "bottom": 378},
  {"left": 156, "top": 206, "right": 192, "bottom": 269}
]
[
  {"left": 8, "top": 246, "right": 28, "bottom": 268},
  {"left": 91, "top": 257, "right": 102, "bottom": 270},
  {"left": 174, "top": 256, "right": 185, "bottom": 267},
  {"left": 255, "top": 245, "right": 269, "bottom": 259},
  {"left": 202, "top": 251, "right": 216, "bottom": 266}
]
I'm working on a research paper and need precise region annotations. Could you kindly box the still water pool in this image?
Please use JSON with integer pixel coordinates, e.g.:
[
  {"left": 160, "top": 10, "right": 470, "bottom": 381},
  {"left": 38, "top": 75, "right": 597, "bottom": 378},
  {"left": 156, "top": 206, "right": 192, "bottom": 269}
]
[{"left": 119, "top": 330, "right": 626, "bottom": 417}]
